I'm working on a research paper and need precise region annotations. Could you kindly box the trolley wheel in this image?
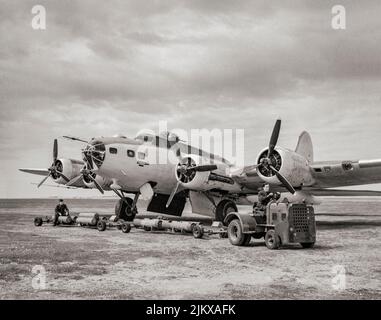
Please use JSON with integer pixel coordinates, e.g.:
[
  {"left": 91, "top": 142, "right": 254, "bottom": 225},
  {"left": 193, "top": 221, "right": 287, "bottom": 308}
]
[
  {"left": 265, "top": 230, "right": 281, "bottom": 250},
  {"left": 300, "top": 242, "right": 315, "bottom": 249},
  {"left": 34, "top": 217, "right": 43, "bottom": 227},
  {"left": 121, "top": 223, "right": 131, "bottom": 233},
  {"left": 143, "top": 226, "right": 151, "bottom": 231},
  {"left": 192, "top": 225, "right": 204, "bottom": 239},
  {"left": 227, "top": 219, "right": 247, "bottom": 246},
  {"left": 97, "top": 220, "right": 107, "bottom": 232}
]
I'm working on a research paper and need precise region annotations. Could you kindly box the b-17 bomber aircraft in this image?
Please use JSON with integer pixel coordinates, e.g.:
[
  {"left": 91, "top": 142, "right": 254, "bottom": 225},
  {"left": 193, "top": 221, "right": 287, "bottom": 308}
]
[{"left": 19, "top": 120, "right": 381, "bottom": 223}]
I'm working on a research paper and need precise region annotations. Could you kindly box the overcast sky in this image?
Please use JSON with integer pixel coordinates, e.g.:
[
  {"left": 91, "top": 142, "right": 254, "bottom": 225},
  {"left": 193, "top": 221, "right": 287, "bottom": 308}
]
[{"left": 1, "top": 0, "right": 381, "bottom": 198}]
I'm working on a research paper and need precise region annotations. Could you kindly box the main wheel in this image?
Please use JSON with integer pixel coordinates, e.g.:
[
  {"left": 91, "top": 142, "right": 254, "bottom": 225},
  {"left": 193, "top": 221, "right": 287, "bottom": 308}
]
[
  {"left": 97, "top": 220, "right": 107, "bottom": 232},
  {"left": 192, "top": 225, "right": 204, "bottom": 239},
  {"left": 301, "top": 242, "right": 315, "bottom": 249},
  {"left": 121, "top": 223, "right": 131, "bottom": 233},
  {"left": 215, "top": 200, "right": 238, "bottom": 225},
  {"left": 265, "top": 230, "right": 280, "bottom": 250},
  {"left": 227, "top": 219, "right": 248, "bottom": 246},
  {"left": 115, "top": 198, "right": 137, "bottom": 221},
  {"left": 34, "top": 217, "right": 43, "bottom": 227}
]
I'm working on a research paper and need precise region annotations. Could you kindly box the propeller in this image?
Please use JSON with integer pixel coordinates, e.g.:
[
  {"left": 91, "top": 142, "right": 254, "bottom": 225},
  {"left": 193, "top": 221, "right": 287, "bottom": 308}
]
[
  {"left": 37, "top": 139, "right": 70, "bottom": 188},
  {"left": 66, "top": 166, "right": 104, "bottom": 194},
  {"left": 258, "top": 119, "right": 296, "bottom": 194},
  {"left": 166, "top": 157, "right": 218, "bottom": 208}
]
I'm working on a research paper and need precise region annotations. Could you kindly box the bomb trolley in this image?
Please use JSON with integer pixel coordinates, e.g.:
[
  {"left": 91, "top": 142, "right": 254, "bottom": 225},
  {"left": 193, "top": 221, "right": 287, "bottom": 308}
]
[
  {"left": 98, "top": 215, "right": 228, "bottom": 238},
  {"left": 224, "top": 201, "right": 316, "bottom": 249},
  {"left": 34, "top": 212, "right": 101, "bottom": 229}
]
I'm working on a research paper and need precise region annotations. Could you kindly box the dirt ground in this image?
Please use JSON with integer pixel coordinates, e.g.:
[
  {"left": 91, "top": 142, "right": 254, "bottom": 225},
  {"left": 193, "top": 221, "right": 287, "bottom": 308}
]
[{"left": 0, "top": 200, "right": 380, "bottom": 300}]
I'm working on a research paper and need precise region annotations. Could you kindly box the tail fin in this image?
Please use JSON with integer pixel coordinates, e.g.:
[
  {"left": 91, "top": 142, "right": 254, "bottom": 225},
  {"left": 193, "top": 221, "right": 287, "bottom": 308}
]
[{"left": 295, "top": 131, "right": 313, "bottom": 163}]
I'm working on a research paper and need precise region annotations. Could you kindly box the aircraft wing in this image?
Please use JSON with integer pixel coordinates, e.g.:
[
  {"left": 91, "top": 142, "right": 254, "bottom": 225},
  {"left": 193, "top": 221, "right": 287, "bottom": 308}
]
[
  {"left": 310, "top": 159, "right": 381, "bottom": 188},
  {"left": 232, "top": 158, "right": 381, "bottom": 193},
  {"left": 19, "top": 168, "right": 50, "bottom": 176}
]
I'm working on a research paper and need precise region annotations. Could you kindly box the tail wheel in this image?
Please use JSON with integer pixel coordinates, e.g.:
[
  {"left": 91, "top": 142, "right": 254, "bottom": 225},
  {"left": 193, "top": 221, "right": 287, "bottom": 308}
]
[
  {"left": 215, "top": 200, "right": 237, "bottom": 225},
  {"left": 265, "top": 229, "right": 281, "bottom": 249},
  {"left": 115, "top": 198, "right": 138, "bottom": 221},
  {"left": 227, "top": 219, "right": 249, "bottom": 246},
  {"left": 192, "top": 224, "right": 204, "bottom": 239},
  {"left": 97, "top": 220, "right": 107, "bottom": 232}
]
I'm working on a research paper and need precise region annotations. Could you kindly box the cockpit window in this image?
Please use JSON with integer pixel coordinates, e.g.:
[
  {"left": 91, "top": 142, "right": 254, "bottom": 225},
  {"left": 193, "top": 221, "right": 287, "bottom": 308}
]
[{"left": 109, "top": 147, "right": 118, "bottom": 154}]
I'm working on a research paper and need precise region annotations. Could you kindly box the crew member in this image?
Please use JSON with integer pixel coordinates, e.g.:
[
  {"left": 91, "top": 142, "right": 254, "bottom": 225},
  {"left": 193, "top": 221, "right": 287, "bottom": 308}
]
[
  {"left": 53, "top": 199, "right": 69, "bottom": 226},
  {"left": 257, "top": 183, "right": 274, "bottom": 211}
]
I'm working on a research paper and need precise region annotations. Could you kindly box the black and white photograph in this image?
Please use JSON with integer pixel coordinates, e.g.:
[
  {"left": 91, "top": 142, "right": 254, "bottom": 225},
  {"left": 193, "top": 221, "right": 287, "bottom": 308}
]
[{"left": 0, "top": 0, "right": 380, "bottom": 306}]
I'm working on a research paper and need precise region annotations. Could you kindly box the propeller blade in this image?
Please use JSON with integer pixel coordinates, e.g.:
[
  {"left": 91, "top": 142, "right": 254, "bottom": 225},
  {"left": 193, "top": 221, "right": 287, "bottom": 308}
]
[
  {"left": 37, "top": 174, "right": 51, "bottom": 188},
  {"left": 53, "top": 139, "right": 58, "bottom": 162},
  {"left": 58, "top": 172, "right": 70, "bottom": 182},
  {"left": 62, "top": 135, "right": 88, "bottom": 143},
  {"left": 269, "top": 165, "right": 295, "bottom": 194},
  {"left": 66, "top": 175, "right": 83, "bottom": 187},
  {"left": 88, "top": 175, "right": 104, "bottom": 194},
  {"left": 166, "top": 181, "right": 181, "bottom": 208},
  {"left": 267, "top": 119, "right": 281, "bottom": 158},
  {"left": 191, "top": 164, "right": 218, "bottom": 172}
]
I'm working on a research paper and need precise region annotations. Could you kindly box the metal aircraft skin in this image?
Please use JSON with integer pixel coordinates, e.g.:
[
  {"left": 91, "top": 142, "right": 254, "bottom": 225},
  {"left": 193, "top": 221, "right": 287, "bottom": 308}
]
[{"left": 19, "top": 120, "right": 381, "bottom": 220}]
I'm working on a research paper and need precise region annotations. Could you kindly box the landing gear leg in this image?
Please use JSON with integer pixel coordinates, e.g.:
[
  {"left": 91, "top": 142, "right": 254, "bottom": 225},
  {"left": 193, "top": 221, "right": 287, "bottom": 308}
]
[{"left": 113, "top": 190, "right": 139, "bottom": 221}]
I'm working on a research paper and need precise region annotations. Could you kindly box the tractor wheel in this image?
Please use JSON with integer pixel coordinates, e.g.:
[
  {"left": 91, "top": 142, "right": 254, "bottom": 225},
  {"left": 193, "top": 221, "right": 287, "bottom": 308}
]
[
  {"left": 243, "top": 234, "right": 252, "bottom": 246},
  {"left": 301, "top": 242, "right": 315, "bottom": 249},
  {"left": 192, "top": 225, "right": 204, "bottom": 239},
  {"left": 34, "top": 217, "right": 43, "bottom": 227},
  {"left": 227, "top": 219, "right": 247, "bottom": 246},
  {"left": 97, "top": 220, "right": 107, "bottom": 232},
  {"left": 121, "top": 223, "right": 131, "bottom": 233},
  {"left": 265, "top": 230, "right": 281, "bottom": 250},
  {"left": 215, "top": 200, "right": 237, "bottom": 225}
]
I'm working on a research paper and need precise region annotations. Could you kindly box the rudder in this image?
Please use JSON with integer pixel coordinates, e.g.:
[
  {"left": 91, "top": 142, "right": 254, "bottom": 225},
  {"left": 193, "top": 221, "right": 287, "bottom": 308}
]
[{"left": 295, "top": 131, "right": 313, "bottom": 163}]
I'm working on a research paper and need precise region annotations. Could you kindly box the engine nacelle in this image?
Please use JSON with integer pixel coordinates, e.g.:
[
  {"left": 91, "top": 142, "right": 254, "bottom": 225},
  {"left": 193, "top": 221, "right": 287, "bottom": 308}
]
[
  {"left": 256, "top": 147, "right": 315, "bottom": 187},
  {"left": 83, "top": 174, "right": 111, "bottom": 190},
  {"left": 176, "top": 155, "right": 241, "bottom": 192},
  {"left": 52, "top": 159, "right": 83, "bottom": 185}
]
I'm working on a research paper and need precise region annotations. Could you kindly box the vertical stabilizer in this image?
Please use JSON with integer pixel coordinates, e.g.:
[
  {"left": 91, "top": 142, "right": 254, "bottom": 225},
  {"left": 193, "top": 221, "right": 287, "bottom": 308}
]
[{"left": 295, "top": 131, "right": 313, "bottom": 163}]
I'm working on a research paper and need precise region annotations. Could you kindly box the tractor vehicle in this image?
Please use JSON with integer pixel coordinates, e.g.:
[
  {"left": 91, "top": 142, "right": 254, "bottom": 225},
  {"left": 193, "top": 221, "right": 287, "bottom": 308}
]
[{"left": 224, "top": 200, "right": 316, "bottom": 249}]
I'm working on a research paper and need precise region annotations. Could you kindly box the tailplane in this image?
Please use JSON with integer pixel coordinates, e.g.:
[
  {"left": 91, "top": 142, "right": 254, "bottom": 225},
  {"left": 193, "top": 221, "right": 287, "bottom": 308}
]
[{"left": 295, "top": 131, "right": 313, "bottom": 163}]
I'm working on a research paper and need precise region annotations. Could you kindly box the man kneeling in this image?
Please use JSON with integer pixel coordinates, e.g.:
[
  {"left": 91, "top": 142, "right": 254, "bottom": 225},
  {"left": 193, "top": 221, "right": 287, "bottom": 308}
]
[{"left": 53, "top": 199, "right": 70, "bottom": 226}]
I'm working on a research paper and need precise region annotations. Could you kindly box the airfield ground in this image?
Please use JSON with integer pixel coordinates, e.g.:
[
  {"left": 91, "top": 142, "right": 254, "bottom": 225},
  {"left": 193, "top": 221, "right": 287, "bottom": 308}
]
[{"left": 0, "top": 198, "right": 380, "bottom": 299}]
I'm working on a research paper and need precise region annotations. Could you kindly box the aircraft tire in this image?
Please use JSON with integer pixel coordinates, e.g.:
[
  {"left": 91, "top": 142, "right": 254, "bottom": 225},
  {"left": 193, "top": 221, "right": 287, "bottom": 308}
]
[
  {"left": 115, "top": 198, "right": 138, "bottom": 222},
  {"left": 215, "top": 200, "right": 238, "bottom": 225}
]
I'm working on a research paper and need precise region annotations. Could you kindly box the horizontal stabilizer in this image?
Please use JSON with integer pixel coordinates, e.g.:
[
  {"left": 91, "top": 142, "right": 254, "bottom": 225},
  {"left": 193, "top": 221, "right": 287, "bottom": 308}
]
[
  {"left": 295, "top": 131, "right": 313, "bottom": 163},
  {"left": 19, "top": 168, "right": 50, "bottom": 176}
]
